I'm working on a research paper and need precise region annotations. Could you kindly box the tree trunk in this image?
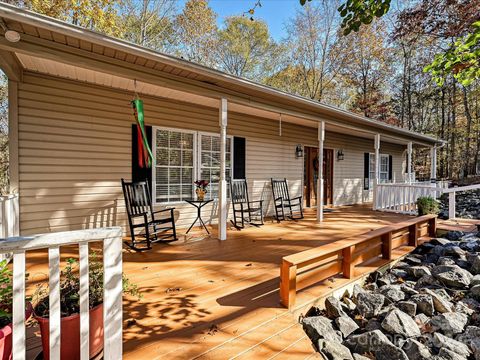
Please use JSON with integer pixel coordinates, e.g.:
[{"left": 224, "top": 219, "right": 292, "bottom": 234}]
[
  {"left": 462, "top": 86, "right": 473, "bottom": 177},
  {"left": 439, "top": 88, "right": 445, "bottom": 178},
  {"left": 449, "top": 81, "right": 457, "bottom": 179}
]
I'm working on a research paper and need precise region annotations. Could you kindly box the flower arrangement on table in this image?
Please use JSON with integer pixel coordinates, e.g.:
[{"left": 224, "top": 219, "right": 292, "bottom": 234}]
[{"left": 194, "top": 180, "right": 209, "bottom": 201}]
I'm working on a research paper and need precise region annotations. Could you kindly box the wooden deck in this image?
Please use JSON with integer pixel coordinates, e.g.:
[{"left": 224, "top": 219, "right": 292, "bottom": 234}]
[{"left": 24, "top": 206, "right": 429, "bottom": 359}]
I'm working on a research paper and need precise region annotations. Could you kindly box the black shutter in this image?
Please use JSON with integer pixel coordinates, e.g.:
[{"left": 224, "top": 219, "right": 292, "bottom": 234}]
[
  {"left": 364, "top": 152, "right": 370, "bottom": 190},
  {"left": 132, "top": 124, "right": 153, "bottom": 189},
  {"left": 388, "top": 155, "right": 393, "bottom": 181},
  {"left": 233, "top": 137, "right": 246, "bottom": 179}
]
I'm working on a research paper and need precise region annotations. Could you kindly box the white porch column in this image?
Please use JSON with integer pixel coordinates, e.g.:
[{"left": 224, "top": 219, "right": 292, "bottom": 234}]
[
  {"left": 430, "top": 145, "right": 437, "bottom": 183},
  {"left": 317, "top": 121, "right": 325, "bottom": 222},
  {"left": 407, "top": 142, "right": 413, "bottom": 184},
  {"left": 218, "top": 98, "right": 228, "bottom": 240},
  {"left": 373, "top": 134, "right": 380, "bottom": 210}
]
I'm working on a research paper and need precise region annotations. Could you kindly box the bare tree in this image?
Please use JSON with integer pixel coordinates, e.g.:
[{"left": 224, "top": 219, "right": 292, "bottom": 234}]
[
  {"left": 283, "top": 0, "right": 346, "bottom": 101},
  {"left": 121, "top": 0, "right": 177, "bottom": 52}
]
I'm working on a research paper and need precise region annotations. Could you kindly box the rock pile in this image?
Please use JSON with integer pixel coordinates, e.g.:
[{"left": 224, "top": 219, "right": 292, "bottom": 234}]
[
  {"left": 439, "top": 189, "right": 480, "bottom": 220},
  {"left": 301, "top": 230, "right": 480, "bottom": 360}
]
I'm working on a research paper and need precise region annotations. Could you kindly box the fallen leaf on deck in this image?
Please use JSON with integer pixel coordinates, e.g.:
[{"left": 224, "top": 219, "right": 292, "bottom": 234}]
[
  {"left": 126, "top": 318, "right": 137, "bottom": 328},
  {"left": 208, "top": 324, "right": 219, "bottom": 336},
  {"left": 165, "top": 287, "right": 182, "bottom": 293}
]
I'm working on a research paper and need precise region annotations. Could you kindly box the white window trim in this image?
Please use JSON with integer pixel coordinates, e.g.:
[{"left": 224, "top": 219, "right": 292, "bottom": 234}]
[
  {"left": 152, "top": 126, "right": 197, "bottom": 205},
  {"left": 197, "top": 131, "right": 234, "bottom": 181},
  {"left": 152, "top": 127, "right": 234, "bottom": 205},
  {"left": 368, "top": 153, "right": 390, "bottom": 189}
]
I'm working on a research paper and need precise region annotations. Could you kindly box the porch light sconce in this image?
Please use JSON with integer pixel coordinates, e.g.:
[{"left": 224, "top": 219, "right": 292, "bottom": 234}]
[
  {"left": 5, "top": 30, "right": 20, "bottom": 43},
  {"left": 337, "top": 149, "right": 345, "bottom": 161},
  {"left": 295, "top": 144, "right": 304, "bottom": 158},
  {"left": 0, "top": 19, "right": 20, "bottom": 43}
]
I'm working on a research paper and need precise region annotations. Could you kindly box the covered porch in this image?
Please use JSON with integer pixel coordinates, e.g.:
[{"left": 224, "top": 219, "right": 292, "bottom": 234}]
[
  {"left": 23, "top": 206, "right": 416, "bottom": 359},
  {"left": 0, "top": 4, "right": 447, "bottom": 360}
]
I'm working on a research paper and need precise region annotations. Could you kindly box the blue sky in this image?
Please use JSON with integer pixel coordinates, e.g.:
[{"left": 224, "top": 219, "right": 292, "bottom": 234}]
[{"left": 177, "top": 0, "right": 300, "bottom": 41}]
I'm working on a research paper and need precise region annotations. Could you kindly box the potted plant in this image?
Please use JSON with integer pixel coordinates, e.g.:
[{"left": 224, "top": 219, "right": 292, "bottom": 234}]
[
  {"left": 33, "top": 254, "right": 140, "bottom": 360},
  {"left": 0, "top": 260, "right": 32, "bottom": 360},
  {"left": 194, "top": 180, "right": 209, "bottom": 201},
  {"left": 416, "top": 196, "right": 440, "bottom": 216}
]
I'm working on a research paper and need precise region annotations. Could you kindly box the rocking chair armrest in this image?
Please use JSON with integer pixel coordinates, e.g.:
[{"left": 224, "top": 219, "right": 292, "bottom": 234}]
[
  {"left": 290, "top": 196, "right": 302, "bottom": 203},
  {"left": 152, "top": 208, "right": 175, "bottom": 214},
  {"left": 274, "top": 196, "right": 283, "bottom": 203},
  {"left": 130, "top": 212, "right": 149, "bottom": 219},
  {"left": 248, "top": 200, "right": 263, "bottom": 206}
]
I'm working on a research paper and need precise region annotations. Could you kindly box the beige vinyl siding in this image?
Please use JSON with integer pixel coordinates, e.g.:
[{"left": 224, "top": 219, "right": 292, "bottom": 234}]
[{"left": 17, "top": 72, "right": 406, "bottom": 235}]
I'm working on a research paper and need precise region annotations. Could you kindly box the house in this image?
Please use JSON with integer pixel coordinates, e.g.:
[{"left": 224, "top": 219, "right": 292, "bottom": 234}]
[
  {"left": 0, "top": 3, "right": 441, "bottom": 240},
  {"left": 3, "top": 5, "right": 471, "bottom": 360}
]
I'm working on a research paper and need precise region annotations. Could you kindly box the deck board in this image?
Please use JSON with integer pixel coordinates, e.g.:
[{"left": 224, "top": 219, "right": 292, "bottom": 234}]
[{"left": 24, "top": 205, "right": 423, "bottom": 359}]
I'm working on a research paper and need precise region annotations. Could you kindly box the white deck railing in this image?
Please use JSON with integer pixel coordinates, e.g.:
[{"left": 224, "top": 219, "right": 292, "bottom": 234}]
[
  {"left": 0, "top": 194, "right": 19, "bottom": 238},
  {"left": 375, "top": 182, "right": 480, "bottom": 218},
  {"left": 375, "top": 183, "right": 443, "bottom": 215},
  {"left": 0, "top": 227, "right": 123, "bottom": 360},
  {"left": 443, "top": 184, "right": 480, "bottom": 219},
  {"left": 0, "top": 194, "right": 19, "bottom": 262}
]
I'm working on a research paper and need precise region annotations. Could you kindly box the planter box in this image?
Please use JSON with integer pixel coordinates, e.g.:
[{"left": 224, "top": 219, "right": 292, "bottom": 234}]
[{"left": 35, "top": 303, "right": 104, "bottom": 360}]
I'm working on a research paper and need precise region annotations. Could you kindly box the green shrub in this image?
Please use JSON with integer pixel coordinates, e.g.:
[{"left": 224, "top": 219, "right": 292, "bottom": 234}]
[
  {"left": 34, "top": 253, "right": 141, "bottom": 318},
  {"left": 416, "top": 196, "right": 440, "bottom": 216}
]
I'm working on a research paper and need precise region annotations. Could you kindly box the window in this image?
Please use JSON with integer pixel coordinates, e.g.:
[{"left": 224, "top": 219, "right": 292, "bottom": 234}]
[
  {"left": 199, "top": 133, "right": 232, "bottom": 199},
  {"left": 152, "top": 128, "right": 233, "bottom": 204},
  {"left": 153, "top": 128, "right": 195, "bottom": 203},
  {"left": 368, "top": 153, "right": 390, "bottom": 188}
]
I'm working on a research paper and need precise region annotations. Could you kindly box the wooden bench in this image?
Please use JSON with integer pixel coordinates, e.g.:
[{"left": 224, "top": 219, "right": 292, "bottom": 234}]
[{"left": 279, "top": 215, "right": 437, "bottom": 309}]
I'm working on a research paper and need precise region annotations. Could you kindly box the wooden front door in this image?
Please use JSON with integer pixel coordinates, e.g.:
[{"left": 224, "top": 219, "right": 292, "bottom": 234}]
[{"left": 303, "top": 147, "right": 334, "bottom": 207}]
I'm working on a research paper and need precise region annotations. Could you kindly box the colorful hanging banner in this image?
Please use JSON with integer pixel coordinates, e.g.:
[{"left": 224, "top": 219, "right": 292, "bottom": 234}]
[{"left": 132, "top": 99, "right": 153, "bottom": 168}]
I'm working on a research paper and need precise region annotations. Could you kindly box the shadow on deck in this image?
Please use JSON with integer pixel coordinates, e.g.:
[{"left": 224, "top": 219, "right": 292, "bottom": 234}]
[{"left": 25, "top": 205, "right": 416, "bottom": 359}]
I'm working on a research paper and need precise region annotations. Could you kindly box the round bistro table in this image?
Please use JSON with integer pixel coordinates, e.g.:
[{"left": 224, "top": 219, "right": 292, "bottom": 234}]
[{"left": 184, "top": 198, "right": 214, "bottom": 234}]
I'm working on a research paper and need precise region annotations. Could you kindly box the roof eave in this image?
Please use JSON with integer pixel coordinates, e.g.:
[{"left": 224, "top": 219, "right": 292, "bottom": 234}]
[{"left": 0, "top": 3, "right": 442, "bottom": 146}]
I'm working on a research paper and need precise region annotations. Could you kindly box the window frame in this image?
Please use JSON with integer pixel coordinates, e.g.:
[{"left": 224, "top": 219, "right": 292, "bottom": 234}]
[
  {"left": 197, "top": 131, "right": 234, "bottom": 199},
  {"left": 152, "top": 126, "right": 198, "bottom": 205},
  {"left": 368, "top": 153, "right": 390, "bottom": 189},
  {"left": 152, "top": 127, "right": 234, "bottom": 205}
]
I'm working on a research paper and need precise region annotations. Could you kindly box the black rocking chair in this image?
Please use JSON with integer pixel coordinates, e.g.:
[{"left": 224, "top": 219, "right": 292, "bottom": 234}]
[
  {"left": 121, "top": 178, "right": 177, "bottom": 251},
  {"left": 230, "top": 179, "right": 264, "bottom": 229},
  {"left": 271, "top": 178, "right": 304, "bottom": 222}
]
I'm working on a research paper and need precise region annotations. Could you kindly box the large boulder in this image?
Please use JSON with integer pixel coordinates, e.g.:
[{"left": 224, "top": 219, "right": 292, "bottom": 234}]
[
  {"left": 437, "top": 347, "right": 468, "bottom": 360},
  {"left": 408, "top": 266, "right": 431, "bottom": 278},
  {"left": 414, "top": 275, "right": 441, "bottom": 289},
  {"left": 302, "top": 316, "right": 342, "bottom": 343},
  {"left": 471, "top": 274, "right": 480, "bottom": 287},
  {"left": 356, "top": 292, "right": 385, "bottom": 318},
  {"left": 445, "top": 231, "right": 464, "bottom": 241},
  {"left": 421, "top": 288, "right": 453, "bottom": 313},
  {"left": 457, "top": 326, "right": 480, "bottom": 360},
  {"left": 352, "top": 355, "right": 371, "bottom": 360},
  {"left": 325, "top": 296, "right": 348, "bottom": 319},
  {"left": 380, "top": 285, "right": 406, "bottom": 303},
  {"left": 410, "top": 294, "right": 435, "bottom": 316},
  {"left": 470, "top": 284, "right": 480, "bottom": 300},
  {"left": 397, "top": 301, "right": 417, "bottom": 317},
  {"left": 335, "top": 316, "right": 359, "bottom": 338},
  {"left": 432, "top": 333, "right": 471, "bottom": 358},
  {"left": 402, "top": 338, "right": 432, "bottom": 360},
  {"left": 432, "top": 265, "right": 473, "bottom": 289},
  {"left": 430, "top": 312, "right": 468, "bottom": 336},
  {"left": 317, "top": 339, "right": 353, "bottom": 360},
  {"left": 344, "top": 330, "right": 408, "bottom": 360},
  {"left": 381, "top": 309, "right": 421, "bottom": 337}
]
